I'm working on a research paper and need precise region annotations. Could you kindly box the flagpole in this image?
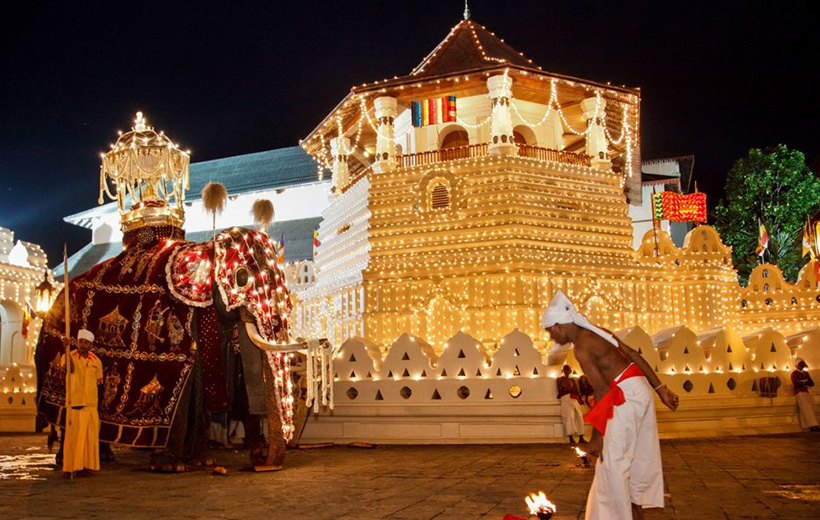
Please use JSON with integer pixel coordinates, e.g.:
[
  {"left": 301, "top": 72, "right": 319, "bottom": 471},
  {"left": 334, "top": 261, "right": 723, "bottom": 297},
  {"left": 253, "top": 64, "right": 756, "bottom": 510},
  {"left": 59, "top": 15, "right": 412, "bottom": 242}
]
[
  {"left": 650, "top": 186, "right": 660, "bottom": 258},
  {"left": 62, "top": 244, "right": 74, "bottom": 480}
]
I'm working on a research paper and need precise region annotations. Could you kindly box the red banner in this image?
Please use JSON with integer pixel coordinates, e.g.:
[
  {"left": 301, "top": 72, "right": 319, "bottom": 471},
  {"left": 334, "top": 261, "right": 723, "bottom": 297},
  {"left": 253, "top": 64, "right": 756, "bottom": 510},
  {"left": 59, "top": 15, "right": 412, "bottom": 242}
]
[{"left": 652, "top": 192, "right": 707, "bottom": 223}]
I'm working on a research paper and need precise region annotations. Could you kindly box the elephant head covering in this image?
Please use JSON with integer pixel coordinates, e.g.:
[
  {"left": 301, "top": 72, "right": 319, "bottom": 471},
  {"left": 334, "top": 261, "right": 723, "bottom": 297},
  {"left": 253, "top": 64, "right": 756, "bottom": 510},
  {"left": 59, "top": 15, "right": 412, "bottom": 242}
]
[
  {"left": 541, "top": 290, "right": 618, "bottom": 347},
  {"left": 77, "top": 329, "right": 94, "bottom": 342}
]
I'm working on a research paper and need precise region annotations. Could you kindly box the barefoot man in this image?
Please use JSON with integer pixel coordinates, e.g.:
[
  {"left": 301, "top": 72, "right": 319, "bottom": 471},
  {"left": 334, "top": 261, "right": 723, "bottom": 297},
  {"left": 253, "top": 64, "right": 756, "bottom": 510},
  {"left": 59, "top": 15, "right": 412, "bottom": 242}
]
[{"left": 542, "top": 291, "right": 679, "bottom": 519}]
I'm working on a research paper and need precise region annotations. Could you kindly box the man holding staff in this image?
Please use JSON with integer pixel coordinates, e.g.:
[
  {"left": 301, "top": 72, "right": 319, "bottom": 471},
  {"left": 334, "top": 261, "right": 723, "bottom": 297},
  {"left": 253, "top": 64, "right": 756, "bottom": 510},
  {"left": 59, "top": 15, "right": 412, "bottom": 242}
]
[
  {"left": 62, "top": 329, "right": 103, "bottom": 477},
  {"left": 542, "top": 291, "right": 679, "bottom": 520}
]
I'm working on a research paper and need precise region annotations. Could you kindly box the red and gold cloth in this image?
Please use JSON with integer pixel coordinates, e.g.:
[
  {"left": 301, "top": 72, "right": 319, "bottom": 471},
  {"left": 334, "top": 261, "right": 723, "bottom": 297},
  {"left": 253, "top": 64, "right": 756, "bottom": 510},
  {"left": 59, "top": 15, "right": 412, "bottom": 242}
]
[
  {"left": 652, "top": 191, "right": 707, "bottom": 223},
  {"left": 584, "top": 363, "right": 644, "bottom": 435},
  {"left": 37, "top": 239, "right": 213, "bottom": 448}
]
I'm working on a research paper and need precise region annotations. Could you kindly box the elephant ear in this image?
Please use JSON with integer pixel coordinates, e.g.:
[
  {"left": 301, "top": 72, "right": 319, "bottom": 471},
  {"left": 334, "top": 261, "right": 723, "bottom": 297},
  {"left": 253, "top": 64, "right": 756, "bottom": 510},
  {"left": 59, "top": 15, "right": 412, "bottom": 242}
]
[{"left": 166, "top": 242, "right": 214, "bottom": 307}]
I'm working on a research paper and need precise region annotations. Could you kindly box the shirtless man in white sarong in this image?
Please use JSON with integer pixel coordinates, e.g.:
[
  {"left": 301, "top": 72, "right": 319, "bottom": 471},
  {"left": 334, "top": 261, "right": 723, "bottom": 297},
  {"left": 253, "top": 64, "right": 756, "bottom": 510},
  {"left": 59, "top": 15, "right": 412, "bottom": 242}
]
[{"left": 542, "top": 291, "right": 679, "bottom": 520}]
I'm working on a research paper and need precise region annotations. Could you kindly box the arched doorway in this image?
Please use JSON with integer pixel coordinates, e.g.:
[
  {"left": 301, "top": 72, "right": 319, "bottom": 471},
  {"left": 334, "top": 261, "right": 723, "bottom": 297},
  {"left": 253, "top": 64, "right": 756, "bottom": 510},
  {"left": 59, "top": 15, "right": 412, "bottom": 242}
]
[
  {"left": 513, "top": 125, "right": 537, "bottom": 146},
  {"left": 0, "top": 300, "right": 25, "bottom": 366},
  {"left": 439, "top": 127, "right": 469, "bottom": 149}
]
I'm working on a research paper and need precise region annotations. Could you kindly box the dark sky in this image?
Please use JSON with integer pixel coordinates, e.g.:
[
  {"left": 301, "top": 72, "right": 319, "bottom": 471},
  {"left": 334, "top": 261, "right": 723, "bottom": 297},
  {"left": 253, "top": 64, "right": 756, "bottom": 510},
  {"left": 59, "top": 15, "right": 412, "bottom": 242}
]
[{"left": 1, "top": 1, "right": 817, "bottom": 265}]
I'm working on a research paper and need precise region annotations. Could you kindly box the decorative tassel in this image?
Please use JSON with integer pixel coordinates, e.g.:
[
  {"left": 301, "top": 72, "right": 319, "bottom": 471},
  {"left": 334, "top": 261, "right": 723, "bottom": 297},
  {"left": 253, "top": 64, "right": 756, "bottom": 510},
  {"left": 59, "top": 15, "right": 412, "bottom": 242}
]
[
  {"left": 201, "top": 182, "right": 227, "bottom": 239},
  {"left": 251, "top": 199, "right": 275, "bottom": 232}
]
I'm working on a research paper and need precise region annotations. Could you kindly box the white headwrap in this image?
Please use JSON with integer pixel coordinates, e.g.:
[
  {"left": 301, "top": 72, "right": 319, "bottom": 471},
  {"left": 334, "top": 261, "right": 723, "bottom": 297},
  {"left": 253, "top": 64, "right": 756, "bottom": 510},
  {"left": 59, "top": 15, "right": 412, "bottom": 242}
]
[
  {"left": 77, "top": 329, "right": 95, "bottom": 342},
  {"left": 541, "top": 290, "right": 618, "bottom": 347}
]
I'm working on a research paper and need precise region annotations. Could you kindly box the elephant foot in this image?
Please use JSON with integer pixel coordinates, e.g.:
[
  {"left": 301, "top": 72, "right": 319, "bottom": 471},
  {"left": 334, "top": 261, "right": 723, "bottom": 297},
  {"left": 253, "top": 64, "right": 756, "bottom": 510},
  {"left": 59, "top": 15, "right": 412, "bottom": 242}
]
[
  {"left": 248, "top": 442, "right": 268, "bottom": 467},
  {"left": 185, "top": 454, "right": 216, "bottom": 468},
  {"left": 149, "top": 452, "right": 189, "bottom": 473}
]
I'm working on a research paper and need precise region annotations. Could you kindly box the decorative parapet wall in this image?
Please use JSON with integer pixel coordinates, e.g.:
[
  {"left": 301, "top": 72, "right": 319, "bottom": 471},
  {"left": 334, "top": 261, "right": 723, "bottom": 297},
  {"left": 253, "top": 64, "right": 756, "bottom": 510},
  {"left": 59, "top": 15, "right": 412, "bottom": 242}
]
[
  {"left": 738, "top": 263, "right": 820, "bottom": 336},
  {"left": 301, "top": 325, "right": 820, "bottom": 443}
]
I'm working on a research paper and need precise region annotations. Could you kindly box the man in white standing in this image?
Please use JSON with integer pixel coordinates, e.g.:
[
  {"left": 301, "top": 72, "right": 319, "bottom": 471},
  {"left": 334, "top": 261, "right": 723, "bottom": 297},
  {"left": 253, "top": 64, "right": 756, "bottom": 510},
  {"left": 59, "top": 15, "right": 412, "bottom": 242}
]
[{"left": 542, "top": 291, "right": 679, "bottom": 519}]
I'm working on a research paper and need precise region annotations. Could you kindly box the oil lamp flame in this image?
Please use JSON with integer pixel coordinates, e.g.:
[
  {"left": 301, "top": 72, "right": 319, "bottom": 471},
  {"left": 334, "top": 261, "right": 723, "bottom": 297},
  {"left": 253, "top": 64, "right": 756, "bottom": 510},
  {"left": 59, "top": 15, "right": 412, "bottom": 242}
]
[
  {"left": 574, "top": 446, "right": 587, "bottom": 457},
  {"left": 525, "top": 491, "right": 556, "bottom": 519}
]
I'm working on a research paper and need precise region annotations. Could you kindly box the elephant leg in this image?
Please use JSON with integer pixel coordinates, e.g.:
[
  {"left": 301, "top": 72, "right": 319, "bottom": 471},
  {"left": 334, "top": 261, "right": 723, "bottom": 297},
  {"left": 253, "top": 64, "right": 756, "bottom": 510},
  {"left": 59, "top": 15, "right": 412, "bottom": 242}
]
[
  {"left": 261, "top": 359, "right": 286, "bottom": 467},
  {"left": 150, "top": 369, "right": 192, "bottom": 472},
  {"left": 183, "top": 352, "right": 214, "bottom": 467}
]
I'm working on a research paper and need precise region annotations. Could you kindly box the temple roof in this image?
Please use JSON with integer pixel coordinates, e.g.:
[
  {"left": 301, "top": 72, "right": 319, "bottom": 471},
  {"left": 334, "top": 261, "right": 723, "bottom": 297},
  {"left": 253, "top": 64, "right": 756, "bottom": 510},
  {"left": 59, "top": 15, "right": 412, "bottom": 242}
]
[
  {"left": 409, "top": 20, "right": 538, "bottom": 79},
  {"left": 188, "top": 146, "right": 323, "bottom": 196},
  {"left": 54, "top": 217, "right": 322, "bottom": 279}
]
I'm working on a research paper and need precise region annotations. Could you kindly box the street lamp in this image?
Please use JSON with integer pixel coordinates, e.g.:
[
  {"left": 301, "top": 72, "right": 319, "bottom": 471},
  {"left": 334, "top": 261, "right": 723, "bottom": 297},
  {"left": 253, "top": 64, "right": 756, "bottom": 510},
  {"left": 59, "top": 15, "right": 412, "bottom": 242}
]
[{"left": 34, "top": 270, "right": 56, "bottom": 317}]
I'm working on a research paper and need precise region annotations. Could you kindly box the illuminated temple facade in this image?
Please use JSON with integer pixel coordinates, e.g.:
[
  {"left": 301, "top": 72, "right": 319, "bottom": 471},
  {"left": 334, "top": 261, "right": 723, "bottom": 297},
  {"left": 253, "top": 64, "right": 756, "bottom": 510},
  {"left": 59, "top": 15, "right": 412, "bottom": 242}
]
[{"left": 295, "top": 18, "right": 820, "bottom": 350}]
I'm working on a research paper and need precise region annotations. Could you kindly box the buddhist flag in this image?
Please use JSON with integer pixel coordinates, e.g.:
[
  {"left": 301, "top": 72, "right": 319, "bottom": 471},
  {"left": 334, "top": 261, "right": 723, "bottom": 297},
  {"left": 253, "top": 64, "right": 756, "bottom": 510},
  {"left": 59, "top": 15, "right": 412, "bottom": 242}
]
[
  {"left": 313, "top": 229, "right": 320, "bottom": 260},
  {"left": 277, "top": 230, "right": 285, "bottom": 264},
  {"left": 22, "top": 299, "right": 35, "bottom": 338},
  {"left": 802, "top": 219, "right": 812, "bottom": 258},
  {"left": 756, "top": 218, "right": 769, "bottom": 257}
]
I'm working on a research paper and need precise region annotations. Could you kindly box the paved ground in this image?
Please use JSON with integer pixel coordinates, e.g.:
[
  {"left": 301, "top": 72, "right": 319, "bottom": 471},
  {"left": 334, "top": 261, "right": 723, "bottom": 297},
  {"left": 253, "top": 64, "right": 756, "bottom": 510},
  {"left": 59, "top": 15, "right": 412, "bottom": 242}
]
[{"left": 1, "top": 433, "right": 819, "bottom": 519}]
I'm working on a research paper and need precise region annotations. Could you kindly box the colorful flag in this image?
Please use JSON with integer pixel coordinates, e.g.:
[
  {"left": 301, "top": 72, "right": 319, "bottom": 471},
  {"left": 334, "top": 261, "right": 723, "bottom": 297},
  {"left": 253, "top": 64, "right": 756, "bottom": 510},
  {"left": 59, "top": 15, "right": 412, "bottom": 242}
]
[
  {"left": 756, "top": 218, "right": 769, "bottom": 257},
  {"left": 313, "top": 229, "right": 320, "bottom": 260},
  {"left": 22, "top": 299, "right": 35, "bottom": 338},
  {"left": 277, "top": 230, "right": 285, "bottom": 264},
  {"left": 802, "top": 219, "right": 812, "bottom": 258},
  {"left": 651, "top": 191, "right": 707, "bottom": 223},
  {"left": 411, "top": 96, "right": 458, "bottom": 127}
]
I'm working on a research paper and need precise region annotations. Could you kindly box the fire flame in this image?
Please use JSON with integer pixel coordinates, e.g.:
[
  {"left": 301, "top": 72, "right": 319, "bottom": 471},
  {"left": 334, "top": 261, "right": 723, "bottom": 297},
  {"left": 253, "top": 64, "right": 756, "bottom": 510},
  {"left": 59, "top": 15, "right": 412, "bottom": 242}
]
[
  {"left": 525, "top": 491, "right": 557, "bottom": 515},
  {"left": 574, "top": 446, "right": 587, "bottom": 457}
]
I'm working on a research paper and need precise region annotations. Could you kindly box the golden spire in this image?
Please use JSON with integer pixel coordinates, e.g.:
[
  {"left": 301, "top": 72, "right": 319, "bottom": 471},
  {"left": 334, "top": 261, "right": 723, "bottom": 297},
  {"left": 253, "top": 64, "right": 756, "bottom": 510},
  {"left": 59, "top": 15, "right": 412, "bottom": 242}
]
[{"left": 463, "top": 0, "right": 471, "bottom": 20}]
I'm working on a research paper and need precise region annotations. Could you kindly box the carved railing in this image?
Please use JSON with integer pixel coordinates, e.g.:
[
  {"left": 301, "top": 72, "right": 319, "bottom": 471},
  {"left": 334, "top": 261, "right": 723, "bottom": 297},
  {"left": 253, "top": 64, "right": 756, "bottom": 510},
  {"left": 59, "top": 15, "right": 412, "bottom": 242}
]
[
  {"left": 516, "top": 144, "right": 591, "bottom": 166},
  {"left": 397, "top": 143, "right": 590, "bottom": 169},
  {"left": 398, "top": 143, "right": 489, "bottom": 168}
]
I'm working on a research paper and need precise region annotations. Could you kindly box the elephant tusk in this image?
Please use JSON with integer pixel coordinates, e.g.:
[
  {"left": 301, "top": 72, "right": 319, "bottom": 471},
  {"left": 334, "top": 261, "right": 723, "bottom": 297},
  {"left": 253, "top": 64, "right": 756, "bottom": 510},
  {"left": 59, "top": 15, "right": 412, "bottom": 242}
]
[{"left": 244, "top": 321, "right": 307, "bottom": 354}]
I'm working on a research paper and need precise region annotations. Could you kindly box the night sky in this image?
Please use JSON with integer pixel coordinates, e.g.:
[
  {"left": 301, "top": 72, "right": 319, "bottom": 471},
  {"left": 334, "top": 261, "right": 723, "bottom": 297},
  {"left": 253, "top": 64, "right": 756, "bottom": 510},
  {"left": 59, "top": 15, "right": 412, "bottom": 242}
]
[{"left": 1, "top": 1, "right": 817, "bottom": 265}]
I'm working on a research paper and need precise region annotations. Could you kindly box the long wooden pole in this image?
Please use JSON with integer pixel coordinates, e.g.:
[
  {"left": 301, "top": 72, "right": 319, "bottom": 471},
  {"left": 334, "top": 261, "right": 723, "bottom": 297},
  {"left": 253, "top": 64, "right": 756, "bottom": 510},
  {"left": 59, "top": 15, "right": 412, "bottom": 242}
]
[{"left": 62, "top": 244, "right": 73, "bottom": 479}]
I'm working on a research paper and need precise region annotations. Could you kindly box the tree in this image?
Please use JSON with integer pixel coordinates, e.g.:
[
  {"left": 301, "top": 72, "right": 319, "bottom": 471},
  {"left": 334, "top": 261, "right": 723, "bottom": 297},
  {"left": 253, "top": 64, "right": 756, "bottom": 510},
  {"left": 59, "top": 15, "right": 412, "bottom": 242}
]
[{"left": 715, "top": 145, "right": 820, "bottom": 284}]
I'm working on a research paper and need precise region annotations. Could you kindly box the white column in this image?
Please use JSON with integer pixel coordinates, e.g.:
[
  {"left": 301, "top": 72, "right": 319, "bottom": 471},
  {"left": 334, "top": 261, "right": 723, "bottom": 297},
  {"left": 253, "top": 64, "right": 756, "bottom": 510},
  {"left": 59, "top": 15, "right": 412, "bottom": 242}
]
[
  {"left": 372, "top": 96, "right": 397, "bottom": 173},
  {"left": 487, "top": 74, "right": 517, "bottom": 156},
  {"left": 330, "top": 136, "right": 350, "bottom": 196},
  {"left": 581, "top": 96, "right": 611, "bottom": 170}
]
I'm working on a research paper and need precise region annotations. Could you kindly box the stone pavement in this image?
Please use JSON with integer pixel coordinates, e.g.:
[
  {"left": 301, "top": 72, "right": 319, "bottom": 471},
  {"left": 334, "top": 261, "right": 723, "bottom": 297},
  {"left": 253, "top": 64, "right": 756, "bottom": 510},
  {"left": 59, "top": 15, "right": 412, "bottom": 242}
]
[{"left": 1, "top": 433, "right": 819, "bottom": 519}]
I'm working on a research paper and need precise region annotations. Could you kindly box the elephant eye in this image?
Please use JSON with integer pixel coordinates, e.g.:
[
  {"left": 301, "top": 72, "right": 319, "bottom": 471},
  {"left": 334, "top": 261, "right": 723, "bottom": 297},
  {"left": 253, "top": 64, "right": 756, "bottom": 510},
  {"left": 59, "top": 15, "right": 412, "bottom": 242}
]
[{"left": 235, "top": 267, "right": 251, "bottom": 288}]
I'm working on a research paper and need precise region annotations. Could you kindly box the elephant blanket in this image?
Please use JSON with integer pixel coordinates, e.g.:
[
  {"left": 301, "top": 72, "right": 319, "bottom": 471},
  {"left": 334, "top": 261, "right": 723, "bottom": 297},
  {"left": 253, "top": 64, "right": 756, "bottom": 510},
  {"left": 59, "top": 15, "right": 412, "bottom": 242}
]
[{"left": 37, "top": 240, "right": 227, "bottom": 448}]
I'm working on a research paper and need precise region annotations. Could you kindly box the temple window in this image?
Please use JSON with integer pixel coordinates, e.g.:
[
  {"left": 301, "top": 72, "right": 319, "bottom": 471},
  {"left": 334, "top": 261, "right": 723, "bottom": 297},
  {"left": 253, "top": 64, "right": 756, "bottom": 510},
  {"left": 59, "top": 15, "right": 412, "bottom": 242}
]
[
  {"left": 430, "top": 183, "right": 450, "bottom": 210},
  {"left": 763, "top": 284, "right": 769, "bottom": 292},
  {"left": 762, "top": 270, "right": 769, "bottom": 278}
]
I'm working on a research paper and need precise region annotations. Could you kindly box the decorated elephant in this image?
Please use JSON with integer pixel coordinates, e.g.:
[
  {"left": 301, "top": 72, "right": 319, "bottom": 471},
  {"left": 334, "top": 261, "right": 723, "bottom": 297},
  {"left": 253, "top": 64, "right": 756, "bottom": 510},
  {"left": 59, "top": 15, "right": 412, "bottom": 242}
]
[{"left": 36, "top": 227, "right": 312, "bottom": 471}]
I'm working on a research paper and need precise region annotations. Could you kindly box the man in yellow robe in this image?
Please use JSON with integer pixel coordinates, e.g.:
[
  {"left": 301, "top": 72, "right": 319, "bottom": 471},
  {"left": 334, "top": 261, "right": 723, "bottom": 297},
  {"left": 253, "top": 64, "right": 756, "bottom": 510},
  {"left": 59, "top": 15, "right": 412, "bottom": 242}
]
[{"left": 62, "top": 329, "right": 103, "bottom": 477}]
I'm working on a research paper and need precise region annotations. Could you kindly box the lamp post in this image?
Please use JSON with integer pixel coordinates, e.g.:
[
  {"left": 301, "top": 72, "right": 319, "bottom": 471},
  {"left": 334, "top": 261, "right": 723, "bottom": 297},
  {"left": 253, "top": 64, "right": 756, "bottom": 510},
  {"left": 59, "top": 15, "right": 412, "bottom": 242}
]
[{"left": 34, "top": 270, "right": 55, "bottom": 318}]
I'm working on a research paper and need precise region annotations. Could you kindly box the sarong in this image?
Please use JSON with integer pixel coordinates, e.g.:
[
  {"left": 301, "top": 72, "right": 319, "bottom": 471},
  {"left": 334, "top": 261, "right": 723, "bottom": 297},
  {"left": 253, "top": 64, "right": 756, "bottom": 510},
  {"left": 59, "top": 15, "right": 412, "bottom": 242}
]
[
  {"left": 796, "top": 391, "right": 819, "bottom": 429},
  {"left": 560, "top": 394, "right": 585, "bottom": 436},
  {"left": 585, "top": 364, "right": 664, "bottom": 519},
  {"left": 65, "top": 406, "right": 100, "bottom": 472}
]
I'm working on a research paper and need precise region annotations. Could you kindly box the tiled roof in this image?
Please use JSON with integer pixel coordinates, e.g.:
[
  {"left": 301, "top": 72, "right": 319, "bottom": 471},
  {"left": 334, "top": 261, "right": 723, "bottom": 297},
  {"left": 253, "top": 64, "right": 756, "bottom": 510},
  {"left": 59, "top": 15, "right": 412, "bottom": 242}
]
[
  {"left": 409, "top": 20, "right": 537, "bottom": 79},
  {"left": 188, "top": 146, "right": 324, "bottom": 197},
  {"left": 54, "top": 217, "right": 322, "bottom": 280}
]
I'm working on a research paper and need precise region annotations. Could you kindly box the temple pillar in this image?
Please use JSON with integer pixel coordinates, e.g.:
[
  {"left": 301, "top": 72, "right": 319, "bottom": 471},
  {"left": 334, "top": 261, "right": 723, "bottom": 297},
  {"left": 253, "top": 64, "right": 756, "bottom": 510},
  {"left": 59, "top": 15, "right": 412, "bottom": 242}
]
[
  {"left": 330, "top": 136, "right": 350, "bottom": 195},
  {"left": 372, "top": 96, "right": 397, "bottom": 173},
  {"left": 487, "top": 74, "right": 517, "bottom": 156},
  {"left": 581, "top": 96, "right": 611, "bottom": 170}
]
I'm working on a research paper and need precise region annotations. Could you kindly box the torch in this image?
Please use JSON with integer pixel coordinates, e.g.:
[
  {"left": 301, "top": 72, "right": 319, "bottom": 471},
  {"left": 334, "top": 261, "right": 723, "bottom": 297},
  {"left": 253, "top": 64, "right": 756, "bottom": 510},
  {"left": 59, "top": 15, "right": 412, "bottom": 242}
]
[
  {"left": 574, "top": 446, "right": 590, "bottom": 467},
  {"left": 524, "top": 491, "right": 557, "bottom": 520}
]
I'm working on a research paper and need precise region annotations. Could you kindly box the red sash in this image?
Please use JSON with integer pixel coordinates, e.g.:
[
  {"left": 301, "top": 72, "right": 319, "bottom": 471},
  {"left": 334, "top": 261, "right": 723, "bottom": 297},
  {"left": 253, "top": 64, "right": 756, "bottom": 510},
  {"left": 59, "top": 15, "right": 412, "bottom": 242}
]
[{"left": 584, "top": 363, "right": 644, "bottom": 435}]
